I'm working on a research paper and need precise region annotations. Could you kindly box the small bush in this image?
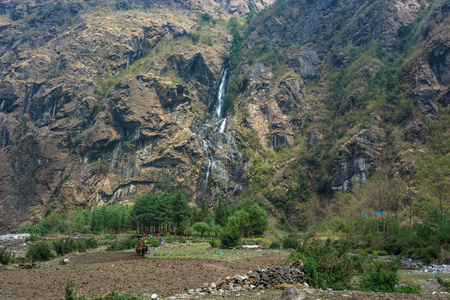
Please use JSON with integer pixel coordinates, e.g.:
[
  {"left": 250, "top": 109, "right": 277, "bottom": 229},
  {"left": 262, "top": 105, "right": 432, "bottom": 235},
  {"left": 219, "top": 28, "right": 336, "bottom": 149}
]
[
  {"left": 165, "top": 236, "right": 176, "bottom": 243},
  {"left": 282, "top": 235, "right": 301, "bottom": 249},
  {"left": 177, "top": 236, "right": 186, "bottom": 244},
  {"left": 146, "top": 237, "right": 161, "bottom": 247},
  {"left": 106, "top": 236, "right": 140, "bottom": 251},
  {"left": 26, "top": 243, "right": 53, "bottom": 262},
  {"left": 220, "top": 230, "right": 241, "bottom": 248},
  {"left": 209, "top": 239, "right": 220, "bottom": 248},
  {"left": 293, "top": 239, "right": 362, "bottom": 290},
  {"left": 102, "top": 234, "right": 118, "bottom": 241},
  {"left": 437, "top": 276, "right": 450, "bottom": 292},
  {"left": 81, "top": 238, "right": 98, "bottom": 249},
  {"left": 25, "top": 234, "right": 41, "bottom": 242},
  {"left": 52, "top": 238, "right": 86, "bottom": 256},
  {"left": 270, "top": 241, "right": 281, "bottom": 249},
  {"left": 395, "top": 284, "right": 421, "bottom": 294},
  {"left": 0, "top": 247, "right": 16, "bottom": 265},
  {"left": 359, "top": 260, "right": 399, "bottom": 293}
]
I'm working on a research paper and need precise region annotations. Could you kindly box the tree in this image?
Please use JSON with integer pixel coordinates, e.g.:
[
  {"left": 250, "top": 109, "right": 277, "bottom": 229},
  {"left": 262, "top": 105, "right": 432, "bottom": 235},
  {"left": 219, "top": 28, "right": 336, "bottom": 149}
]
[
  {"left": 227, "top": 199, "right": 269, "bottom": 237},
  {"left": 193, "top": 222, "right": 210, "bottom": 237},
  {"left": 215, "top": 198, "right": 231, "bottom": 227},
  {"left": 170, "top": 192, "right": 190, "bottom": 234}
]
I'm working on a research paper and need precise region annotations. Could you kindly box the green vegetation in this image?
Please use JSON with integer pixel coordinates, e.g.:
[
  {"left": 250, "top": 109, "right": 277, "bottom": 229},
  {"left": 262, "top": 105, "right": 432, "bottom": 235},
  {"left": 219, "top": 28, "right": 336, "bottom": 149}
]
[
  {"left": 18, "top": 204, "right": 132, "bottom": 235},
  {"left": 436, "top": 276, "right": 450, "bottom": 293},
  {"left": 52, "top": 238, "right": 98, "bottom": 256},
  {"left": 106, "top": 236, "right": 141, "bottom": 251},
  {"left": 360, "top": 260, "right": 420, "bottom": 293},
  {"left": 25, "top": 243, "right": 53, "bottom": 262},
  {"left": 131, "top": 192, "right": 190, "bottom": 235},
  {"left": 0, "top": 247, "right": 16, "bottom": 265}
]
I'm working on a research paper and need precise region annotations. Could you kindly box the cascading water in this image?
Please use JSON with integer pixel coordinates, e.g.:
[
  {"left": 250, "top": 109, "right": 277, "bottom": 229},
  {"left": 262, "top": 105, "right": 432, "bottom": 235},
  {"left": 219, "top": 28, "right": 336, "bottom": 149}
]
[
  {"left": 215, "top": 68, "right": 228, "bottom": 119},
  {"left": 198, "top": 65, "right": 242, "bottom": 201}
]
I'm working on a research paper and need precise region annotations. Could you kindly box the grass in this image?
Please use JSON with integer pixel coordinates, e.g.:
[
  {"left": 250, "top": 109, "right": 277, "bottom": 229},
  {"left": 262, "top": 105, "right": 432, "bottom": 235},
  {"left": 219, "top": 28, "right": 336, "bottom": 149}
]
[
  {"left": 399, "top": 271, "right": 450, "bottom": 294},
  {"left": 149, "top": 242, "right": 289, "bottom": 261}
]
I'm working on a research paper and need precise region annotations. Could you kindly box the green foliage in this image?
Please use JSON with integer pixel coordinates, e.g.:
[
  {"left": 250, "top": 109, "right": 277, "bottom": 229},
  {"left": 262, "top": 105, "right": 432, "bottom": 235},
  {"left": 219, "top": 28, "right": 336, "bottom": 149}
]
[
  {"left": 143, "top": 237, "right": 160, "bottom": 247},
  {"left": 269, "top": 240, "right": 281, "bottom": 249},
  {"left": 436, "top": 276, "right": 450, "bottom": 293},
  {"left": 282, "top": 234, "right": 301, "bottom": 249},
  {"left": 52, "top": 237, "right": 97, "bottom": 256},
  {"left": 292, "top": 239, "right": 362, "bottom": 290},
  {"left": 52, "top": 238, "right": 77, "bottom": 256},
  {"left": 227, "top": 199, "right": 269, "bottom": 237},
  {"left": 359, "top": 260, "right": 399, "bottom": 293},
  {"left": 359, "top": 260, "right": 420, "bottom": 294},
  {"left": 0, "top": 247, "right": 16, "bottom": 265},
  {"left": 64, "top": 280, "right": 76, "bottom": 300},
  {"left": 215, "top": 198, "right": 231, "bottom": 227},
  {"left": 131, "top": 192, "right": 190, "bottom": 235},
  {"left": 188, "top": 32, "right": 200, "bottom": 45},
  {"left": 91, "top": 159, "right": 110, "bottom": 175},
  {"left": 209, "top": 238, "right": 220, "bottom": 248},
  {"left": 193, "top": 222, "right": 210, "bottom": 237},
  {"left": 219, "top": 229, "right": 241, "bottom": 249},
  {"left": 26, "top": 243, "right": 53, "bottom": 262},
  {"left": 106, "top": 236, "right": 140, "bottom": 251},
  {"left": 200, "top": 13, "right": 212, "bottom": 22}
]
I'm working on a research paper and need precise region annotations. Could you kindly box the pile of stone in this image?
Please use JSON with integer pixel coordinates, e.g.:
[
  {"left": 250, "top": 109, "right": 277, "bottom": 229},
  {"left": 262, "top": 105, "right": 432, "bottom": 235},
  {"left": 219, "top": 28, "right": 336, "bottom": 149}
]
[
  {"left": 420, "top": 264, "right": 450, "bottom": 274},
  {"left": 184, "top": 266, "right": 305, "bottom": 297}
]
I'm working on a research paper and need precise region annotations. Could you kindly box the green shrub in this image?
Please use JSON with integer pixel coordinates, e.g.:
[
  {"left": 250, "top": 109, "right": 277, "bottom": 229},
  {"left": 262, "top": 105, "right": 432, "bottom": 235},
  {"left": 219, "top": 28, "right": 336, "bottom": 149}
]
[
  {"left": 220, "top": 230, "right": 241, "bottom": 248},
  {"left": 270, "top": 241, "right": 281, "bottom": 249},
  {"left": 293, "top": 239, "right": 362, "bottom": 290},
  {"left": 177, "top": 236, "right": 186, "bottom": 244},
  {"left": 106, "top": 236, "right": 140, "bottom": 251},
  {"left": 0, "top": 247, "right": 16, "bottom": 265},
  {"left": 25, "top": 234, "right": 41, "bottom": 242},
  {"left": 436, "top": 276, "right": 450, "bottom": 292},
  {"left": 165, "top": 236, "right": 176, "bottom": 243},
  {"left": 26, "top": 243, "right": 53, "bottom": 262},
  {"left": 359, "top": 260, "right": 399, "bottom": 293},
  {"left": 52, "top": 238, "right": 77, "bottom": 256},
  {"left": 145, "top": 237, "right": 161, "bottom": 247},
  {"left": 282, "top": 235, "right": 301, "bottom": 249},
  {"left": 102, "top": 234, "right": 118, "bottom": 240},
  {"left": 395, "top": 284, "right": 421, "bottom": 294},
  {"left": 209, "top": 239, "right": 220, "bottom": 248},
  {"left": 81, "top": 238, "right": 98, "bottom": 249}
]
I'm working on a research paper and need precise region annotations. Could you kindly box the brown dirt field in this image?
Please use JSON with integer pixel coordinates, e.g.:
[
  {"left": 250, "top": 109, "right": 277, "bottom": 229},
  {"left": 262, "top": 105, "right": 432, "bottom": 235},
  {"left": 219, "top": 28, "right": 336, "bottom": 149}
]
[{"left": 0, "top": 251, "right": 286, "bottom": 299}]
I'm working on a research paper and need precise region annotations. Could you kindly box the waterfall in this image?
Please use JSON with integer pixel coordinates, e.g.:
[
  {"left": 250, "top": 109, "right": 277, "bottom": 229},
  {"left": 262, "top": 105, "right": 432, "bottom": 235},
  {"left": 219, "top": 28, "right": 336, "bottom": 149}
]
[
  {"left": 202, "top": 161, "right": 211, "bottom": 200},
  {"left": 215, "top": 68, "right": 228, "bottom": 119},
  {"left": 199, "top": 65, "right": 232, "bottom": 200}
]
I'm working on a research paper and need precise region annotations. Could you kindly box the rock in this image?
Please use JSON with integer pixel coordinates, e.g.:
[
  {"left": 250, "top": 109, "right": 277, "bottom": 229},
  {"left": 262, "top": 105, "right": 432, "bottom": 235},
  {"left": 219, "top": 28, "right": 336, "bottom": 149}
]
[
  {"left": 151, "top": 294, "right": 158, "bottom": 299},
  {"left": 0, "top": 263, "right": 6, "bottom": 270},
  {"left": 331, "top": 126, "right": 384, "bottom": 191},
  {"left": 280, "top": 287, "right": 306, "bottom": 300},
  {"left": 60, "top": 258, "right": 70, "bottom": 265}
]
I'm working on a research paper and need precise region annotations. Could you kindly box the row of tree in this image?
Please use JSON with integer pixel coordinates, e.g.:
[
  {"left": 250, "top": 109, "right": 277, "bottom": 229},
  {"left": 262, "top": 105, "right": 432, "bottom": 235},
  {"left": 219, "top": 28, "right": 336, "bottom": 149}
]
[{"left": 18, "top": 192, "right": 269, "bottom": 238}]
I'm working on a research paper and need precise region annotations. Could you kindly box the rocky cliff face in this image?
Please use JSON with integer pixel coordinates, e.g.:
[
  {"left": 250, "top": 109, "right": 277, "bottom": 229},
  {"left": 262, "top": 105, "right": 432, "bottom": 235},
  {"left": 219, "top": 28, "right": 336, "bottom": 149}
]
[
  {"left": 0, "top": 0, "right": 448, "bottom": 232},
  {"left": 0, "top": 0, "right": 275, "bottom": 232}
]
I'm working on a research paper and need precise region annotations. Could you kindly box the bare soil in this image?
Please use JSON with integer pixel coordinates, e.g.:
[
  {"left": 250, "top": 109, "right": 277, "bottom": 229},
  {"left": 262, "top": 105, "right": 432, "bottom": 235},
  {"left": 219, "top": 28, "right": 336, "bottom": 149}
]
[
  {"left": 1, "top": 250, "right": 449, "bottom": 299},
  {"left": 0, "top": 251, "right": 285, "bottom": 299}
]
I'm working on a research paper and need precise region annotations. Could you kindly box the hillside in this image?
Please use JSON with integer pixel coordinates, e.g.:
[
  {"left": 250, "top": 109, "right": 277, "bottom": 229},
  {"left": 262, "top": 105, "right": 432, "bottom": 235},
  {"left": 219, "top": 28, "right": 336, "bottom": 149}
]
[{"left": 0, "top": 0, "right": 448, "bottom": 232}]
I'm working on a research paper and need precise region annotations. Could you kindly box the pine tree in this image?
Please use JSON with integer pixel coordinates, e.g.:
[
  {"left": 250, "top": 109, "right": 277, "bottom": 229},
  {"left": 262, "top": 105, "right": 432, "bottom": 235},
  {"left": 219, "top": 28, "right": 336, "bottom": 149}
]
[{"left": 215, "top": 198, "right": 231, "bottom": 227}]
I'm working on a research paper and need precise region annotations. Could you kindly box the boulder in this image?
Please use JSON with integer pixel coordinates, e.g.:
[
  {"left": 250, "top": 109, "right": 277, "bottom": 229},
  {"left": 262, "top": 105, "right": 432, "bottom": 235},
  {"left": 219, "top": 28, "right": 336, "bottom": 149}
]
[{"left": 280, "top": 287, "right": 306, "bottom": 300}]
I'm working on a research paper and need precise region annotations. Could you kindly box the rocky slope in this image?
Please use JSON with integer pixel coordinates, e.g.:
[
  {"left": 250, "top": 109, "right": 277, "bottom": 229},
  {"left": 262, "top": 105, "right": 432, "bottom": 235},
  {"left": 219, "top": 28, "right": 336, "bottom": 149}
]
[{"left": 0, "top": 0, "right": 448, "bottom": 232}]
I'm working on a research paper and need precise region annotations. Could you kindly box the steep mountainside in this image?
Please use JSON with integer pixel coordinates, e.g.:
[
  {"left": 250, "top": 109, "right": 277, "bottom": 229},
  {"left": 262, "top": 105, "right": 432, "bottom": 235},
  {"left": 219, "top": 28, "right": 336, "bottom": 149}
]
[{"left": 0, "top": 0, "right": 448, "bottom": 232}]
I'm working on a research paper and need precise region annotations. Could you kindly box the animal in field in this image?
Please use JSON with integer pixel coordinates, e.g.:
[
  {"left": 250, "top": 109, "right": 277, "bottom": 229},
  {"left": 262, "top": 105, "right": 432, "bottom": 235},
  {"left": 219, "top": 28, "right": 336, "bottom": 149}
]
[{"left": 135, "top": 245, "right": 148, "bottom": 256}]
